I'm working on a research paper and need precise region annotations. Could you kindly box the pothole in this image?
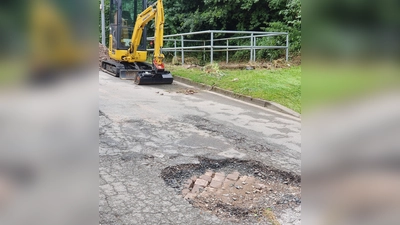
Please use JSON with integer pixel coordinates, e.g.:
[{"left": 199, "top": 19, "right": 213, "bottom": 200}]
[{"left": 161, "top": 157, "right": 301, "bottom": 224}]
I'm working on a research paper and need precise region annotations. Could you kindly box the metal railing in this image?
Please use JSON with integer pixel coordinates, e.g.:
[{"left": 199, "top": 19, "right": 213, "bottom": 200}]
[{"left": 147, "top": 30, "right": 289, "bottom": 64}]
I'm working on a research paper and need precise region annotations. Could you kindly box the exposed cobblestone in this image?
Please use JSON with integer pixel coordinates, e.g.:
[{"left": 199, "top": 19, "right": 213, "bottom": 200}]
[
  {"left": 200, "top": 174, "right": 212, "bottom": 182},
  {"left": 99, "top": 105, "right": 300, "bottom": 224},
  {"left": 173, "top": 169, "right": 300, "bottom": 224},
  {"left": 226, "top": 171, "right": 240, "bottom": 181}
]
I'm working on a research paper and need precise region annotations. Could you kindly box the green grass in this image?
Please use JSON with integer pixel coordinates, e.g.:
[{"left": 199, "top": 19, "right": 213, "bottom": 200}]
[
  {"left": 0, "top": 60, "right": 24, "bottom": 86},
  {"left": 168, "top": 64, "right": 301, "bottom": 113},
  {"left": 302, "top": 63, "right": 399, "bottom": 112}
]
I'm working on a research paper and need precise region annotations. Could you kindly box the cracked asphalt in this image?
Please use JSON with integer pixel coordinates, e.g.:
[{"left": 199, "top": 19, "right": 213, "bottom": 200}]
[{"left": 99, "top": 71, "right": 301, "bottom": 225}]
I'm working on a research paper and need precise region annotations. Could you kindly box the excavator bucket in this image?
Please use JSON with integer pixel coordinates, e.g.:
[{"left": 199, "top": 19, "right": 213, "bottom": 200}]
[{"left": 133, "top": 71, "right": 173, "bottom": 85}]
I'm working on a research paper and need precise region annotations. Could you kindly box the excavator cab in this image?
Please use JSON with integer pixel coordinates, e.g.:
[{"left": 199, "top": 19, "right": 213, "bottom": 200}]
[{"left": 109, "top": 0, "right": 147, "bottom": 60}]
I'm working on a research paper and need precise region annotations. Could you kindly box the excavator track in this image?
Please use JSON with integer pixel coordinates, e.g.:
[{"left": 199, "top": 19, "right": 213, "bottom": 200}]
[{"left": 101, "top": 60, "right": 173, "bottom": 85}]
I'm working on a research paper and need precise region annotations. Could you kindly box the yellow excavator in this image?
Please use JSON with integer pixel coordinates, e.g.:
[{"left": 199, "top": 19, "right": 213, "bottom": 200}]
[
  {"left": 29, "top": 0, "right": 92, "bottom": 81},
  {"left": 101, "top": 0, "right": 173, "bottom": 84}
]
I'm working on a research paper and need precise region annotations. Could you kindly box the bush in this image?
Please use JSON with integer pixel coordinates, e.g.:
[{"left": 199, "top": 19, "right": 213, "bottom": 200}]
[{"left": 258, "top": 0, "right": 301, "bottom": 60}]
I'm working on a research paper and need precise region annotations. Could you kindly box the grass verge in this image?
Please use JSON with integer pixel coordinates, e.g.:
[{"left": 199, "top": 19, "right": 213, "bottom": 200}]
[
  {"left": 168, "top": 64, "right": 301, "bottom": 113},
  {"left": 302, "top": 62, "right": 399, "bottom": 112}
]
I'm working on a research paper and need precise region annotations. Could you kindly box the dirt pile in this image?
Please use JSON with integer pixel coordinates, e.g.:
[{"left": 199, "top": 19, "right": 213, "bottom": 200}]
[
  {"left": 99, "top": 43, "right": 110, "bottom": 67},
  {"left": 290, "top": 55, "right": 301, "bottom": 66},
  {"left": 218, "top": 58, "right": 297, "bottom": 70},
  {"left": 176, "top": 55, "right": 301, "bottom": 70},
  {"left": 176, "top": 89, "right": 198, "bottom": 95}
]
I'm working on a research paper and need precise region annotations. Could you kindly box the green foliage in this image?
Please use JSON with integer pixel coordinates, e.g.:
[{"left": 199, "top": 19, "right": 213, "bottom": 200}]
[
  {"left": 163, "top": 0, "right": 275, "bottom": 33},
  {"left": 258, "top": 0, "right": 301, "bottom": 59},
  {"left": 231, "top": 38, "right": 252, "bottom": 61},
  {"left": 164, "top": 0, "right": 301, "bottom": 60},
  {"left": 99, "top": 0, "right": 301, "bottom": 59},
  {"left": 99, "top": 0, "right": 110, "bottom": 45}
]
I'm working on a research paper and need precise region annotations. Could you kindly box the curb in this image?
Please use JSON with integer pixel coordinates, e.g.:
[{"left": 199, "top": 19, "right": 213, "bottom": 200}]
[{"left": 173, "top": 75, "right": 301, "bottom": 118}]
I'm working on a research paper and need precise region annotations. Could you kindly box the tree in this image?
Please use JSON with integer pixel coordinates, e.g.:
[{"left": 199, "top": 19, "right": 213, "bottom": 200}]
[
  {"left": 99, "top": 0, "right": 301, "bottom": 59},
  {"left": 99, "top": 0, "right": 110, "bottom": 45}
]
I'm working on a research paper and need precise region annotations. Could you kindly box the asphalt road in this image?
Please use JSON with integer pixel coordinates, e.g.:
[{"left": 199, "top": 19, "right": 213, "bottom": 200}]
[{"left": 99, "top": 71, "right": 301, "bottom": 225}]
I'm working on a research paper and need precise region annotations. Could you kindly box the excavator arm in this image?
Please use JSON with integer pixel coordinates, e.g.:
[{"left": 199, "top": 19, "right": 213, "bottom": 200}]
[{"left": 126, "top": 0, "right": 165, "bottom": 72}]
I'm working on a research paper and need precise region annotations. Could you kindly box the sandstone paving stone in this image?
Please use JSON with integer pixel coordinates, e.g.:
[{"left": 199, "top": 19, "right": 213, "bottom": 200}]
[
  {"left": 194, "top": 178, "right": 208, "bottom": 187},
  {"left": 198, "top": 188, "right": 214, "bottom": 198},
  {"left": 209, "top": 180, "right": 222, "bottom": 189},
  {"left": 191, "top": 184, "right": 202, "bottom": 194},
  {"left": 184, "top": 192, "right": 197, "bottom": 200},
  {"left": 183, "top": 179, "right": 194, "bottom": 189},
  {"left": 214, "top": 172, "right": 225, "bottom": 178},
  {"left": 212, "top": 173, "right": 225, "bottom": 182},
  {"left": 204, "top": 170, "right": 214, "bottom": 177},
  {"left": 190, "top": 176, "right": 197, "bottom": 182},
  {"left": 200, "top": 174, "right": 212, "bottom": 182},
  {"left": 222, "top": 179, "right": 235, "bottom": 190},
  {"left": 182, "top": 189, "right": 190, "bottom": 196},
  {"left": 205, "top": 187, "right": 216, "bottom": 193},
  {"left": 226, "top": 171, "right": 240, "bottom": 181}
]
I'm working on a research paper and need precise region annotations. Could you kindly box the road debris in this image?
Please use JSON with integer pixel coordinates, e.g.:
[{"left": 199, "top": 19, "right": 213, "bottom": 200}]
[{"left": 176, "top": 89, "right": 198, "bottom": 95}]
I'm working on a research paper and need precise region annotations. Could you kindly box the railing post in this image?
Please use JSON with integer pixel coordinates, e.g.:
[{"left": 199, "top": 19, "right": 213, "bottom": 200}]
[
  {"left": 250, "top": 33, "right": 254, "bottom": 61},
  {"left": 210, "top": 32, "right": 214, "bottom": 64},
  {"left": 203, "top": 41, "right": 206, "bottom": 62},
  {"left": 286, "top": 34, "right": 289, "bottom": 62},
  {"left": 254, "top": 36, "right": 257, "bottom": 61},
  {"left": 181, "top": 35, "right": 184, "bottom": 65},
  {"left": 174, "top": 40, "right": 177, "bottom": 57},
  {"left": 226, "top": 40, "right": 229, "bottom": 64}
]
